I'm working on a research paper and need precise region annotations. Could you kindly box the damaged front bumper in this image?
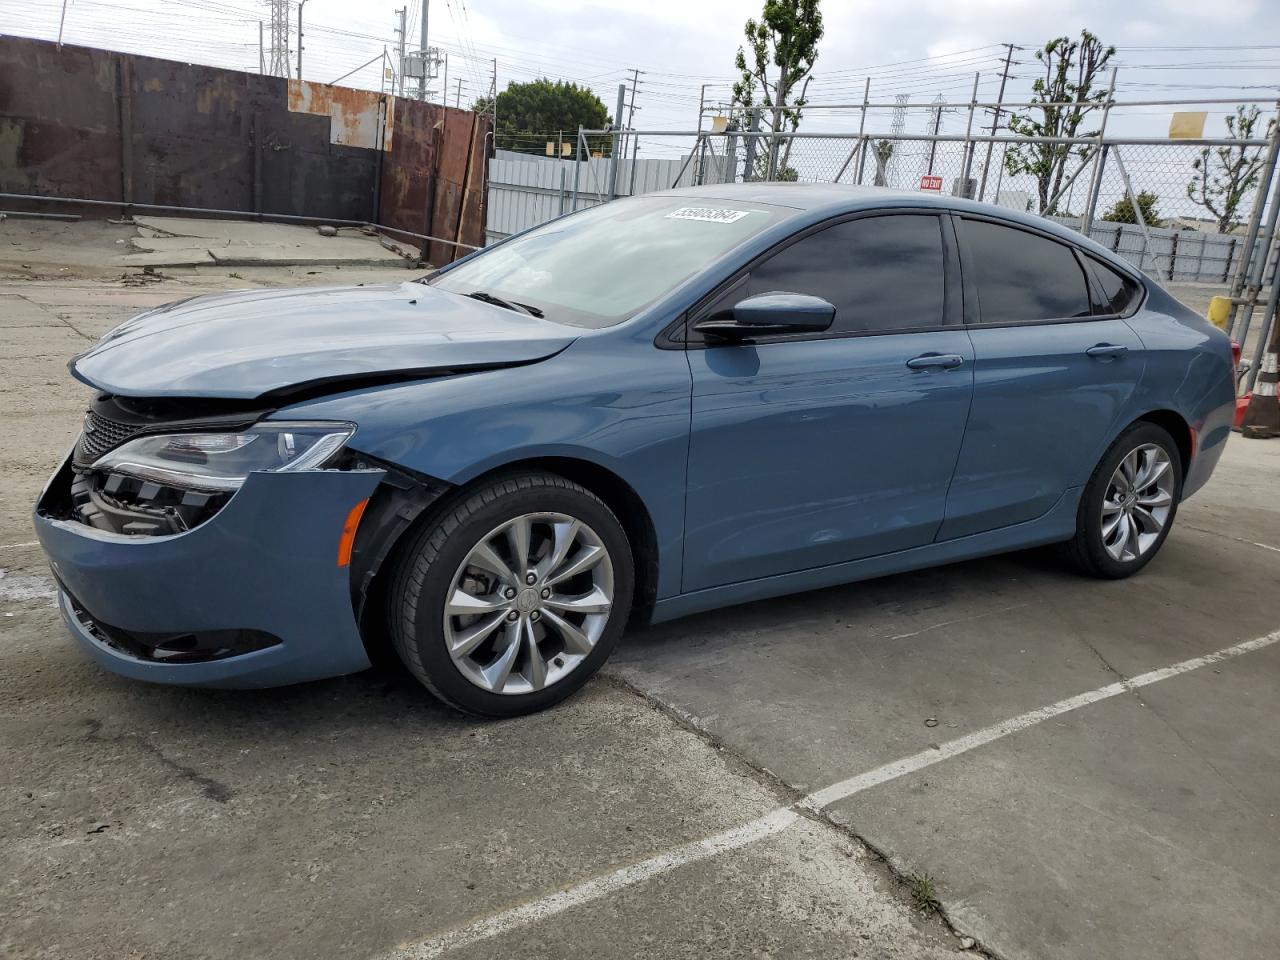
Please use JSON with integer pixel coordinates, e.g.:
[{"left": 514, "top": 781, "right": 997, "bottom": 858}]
[{"left": 33, "top": 455, "right": 385, "bottom": 689}]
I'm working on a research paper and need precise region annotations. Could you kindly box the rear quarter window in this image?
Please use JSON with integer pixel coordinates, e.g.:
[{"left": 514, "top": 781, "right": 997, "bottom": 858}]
[{"left": 1087, "top": 258, "right": 1143, "bottom": 316}]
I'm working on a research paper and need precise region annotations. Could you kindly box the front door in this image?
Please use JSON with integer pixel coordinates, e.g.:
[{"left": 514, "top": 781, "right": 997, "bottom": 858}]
[{"left": 682, "top": 212, "right": 975, "bottom": 592}]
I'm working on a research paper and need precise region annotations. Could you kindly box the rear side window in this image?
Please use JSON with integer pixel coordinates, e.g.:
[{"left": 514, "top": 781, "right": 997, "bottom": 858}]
[
  {"left": 961, "top": 219, "right": 1092, "bottom": 324},
  {"left": 1088, "top": 258, "right": 1142, "bottom": 316},
  {"left": 746, "top": 214, "right": 947, "bottom": 335}
]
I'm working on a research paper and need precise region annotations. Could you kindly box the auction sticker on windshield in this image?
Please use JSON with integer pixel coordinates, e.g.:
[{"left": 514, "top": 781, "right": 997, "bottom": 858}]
[{"left": 665, "top": 207, "right": 753, "bottom": 224}]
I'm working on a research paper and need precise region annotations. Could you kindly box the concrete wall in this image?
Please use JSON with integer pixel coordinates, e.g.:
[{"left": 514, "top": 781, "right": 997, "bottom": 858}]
[{"left": 0, "top": 36, "right": 489, "bottom": 255}]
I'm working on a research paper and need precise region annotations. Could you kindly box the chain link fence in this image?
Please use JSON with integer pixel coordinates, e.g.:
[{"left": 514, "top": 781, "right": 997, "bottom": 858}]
[
  {"left": 522, "top": 104, "right": 1280, "bottom": 388},
  {"left": 578, "top": 120, "right": 1277, "bottom": 290}
]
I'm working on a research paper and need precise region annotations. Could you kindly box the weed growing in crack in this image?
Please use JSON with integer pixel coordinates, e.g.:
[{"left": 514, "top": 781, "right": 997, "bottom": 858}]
[{"left": 907, "top": 872, "right": 941, "bottom": 914}]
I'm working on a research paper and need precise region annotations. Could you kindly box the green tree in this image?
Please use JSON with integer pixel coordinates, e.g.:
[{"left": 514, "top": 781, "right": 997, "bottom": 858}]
[
  {"left": 1102, "top": 190, "right": 1164, "bottom": 228},
  {"left": 1004, "top": 30, "right": 1115, "bottom": 215},
  {"left": 1187, "top": 104, "right": 1276, "bottom": 233},
  {"left": 733, "top": 0, "right": 824, "bottom": 181},
  {"left": 473, "top": 79, "right": 611, "bottom": 156}
]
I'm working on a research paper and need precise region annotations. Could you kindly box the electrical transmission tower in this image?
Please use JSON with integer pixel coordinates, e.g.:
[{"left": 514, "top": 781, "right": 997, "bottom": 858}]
[
  {"left": 889, "top": 93, "right": 909, "bottom": 137},
  {"left": 885, "top": 93, "right": 909, "bottom": 186},
  {"left": 266, "top": 0, "right": 291, "bottom": 77}
]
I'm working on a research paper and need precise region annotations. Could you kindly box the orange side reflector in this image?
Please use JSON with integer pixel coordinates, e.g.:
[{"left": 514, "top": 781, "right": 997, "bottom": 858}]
[{"left": 337, "top": 498, "right": 369, "bottom": 567}]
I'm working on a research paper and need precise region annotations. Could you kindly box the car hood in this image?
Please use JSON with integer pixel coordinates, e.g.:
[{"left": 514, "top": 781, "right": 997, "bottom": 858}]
[{"left": 70, "top": 282, "right": 578, "bottom": 399}]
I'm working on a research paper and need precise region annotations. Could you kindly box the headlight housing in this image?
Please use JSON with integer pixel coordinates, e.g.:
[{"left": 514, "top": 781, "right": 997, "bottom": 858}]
[{"left": 91, "top": 422, "right": 355, "bottom": 492}]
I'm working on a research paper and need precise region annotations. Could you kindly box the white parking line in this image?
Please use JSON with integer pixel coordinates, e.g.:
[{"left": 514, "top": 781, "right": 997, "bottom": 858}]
[
  {"left": 0, "top": 541, "right": 40, "bottom": 550},
  {"left": 382, "top": 628, "right": 1280, "bottom": 960}
]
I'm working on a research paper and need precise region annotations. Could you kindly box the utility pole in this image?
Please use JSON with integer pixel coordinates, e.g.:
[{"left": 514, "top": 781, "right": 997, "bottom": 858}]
[
  {"left": 491, "top": 59, "right": 498, "bottom": 140},
  {"left": 925, "top": 95, "right": 945, "bottom": 175},
  {"left": 695, "top": 83, "right": 708, "bottom": 184},
  {"left": 623, "top": 68, "right": 642, "bottom": 163},
  {"left": 259, "top": 22, "right": 265, "bottom": 74},
  {"left": 296, "top": 0, "right": 307, "bottom": 80},
  {"left": 609, "top": 83, "right": 627, "bottom": 199},
  {"left": 57, "top": 0, "right": 69, "bottom": 48},
  {"left": 455, "top": 78, "right": 463, "bottom": 109},
  {"left": 418, "top": 0, "right": 429, "bottom": 100},
  {"left": 393, "top": 7, "right": 406, "bottom": 97},
  {"left": 442, "top": 54, "right": 448, "bottom": 108},
  {"left": 978, "top": 43, "right": 1017, "bottom": 203}
]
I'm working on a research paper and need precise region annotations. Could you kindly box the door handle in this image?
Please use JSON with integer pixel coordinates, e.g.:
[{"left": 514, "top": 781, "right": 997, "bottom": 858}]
[
  {"left": 1086, "top": 343, "right": 1128, "bottom": 360},
  {"left": 906, "top": 353, "right": 965, "bottom": 371}
]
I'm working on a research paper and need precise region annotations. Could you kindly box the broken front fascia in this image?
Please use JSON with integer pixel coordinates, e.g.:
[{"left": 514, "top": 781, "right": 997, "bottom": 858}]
[{"left": 34, "top": 462, "right": 387, "bottom": 688}]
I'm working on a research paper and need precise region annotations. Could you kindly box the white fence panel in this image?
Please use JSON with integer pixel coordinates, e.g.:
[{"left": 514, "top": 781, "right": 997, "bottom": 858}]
[{"left": 486, "top": 149, "right": 701, "bottom": 243}]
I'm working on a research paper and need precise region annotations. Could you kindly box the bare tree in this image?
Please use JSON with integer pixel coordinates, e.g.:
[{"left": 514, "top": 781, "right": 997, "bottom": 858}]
[
  {"left": 732, "top": 0, "right": 824, "bottom": 181},
  {"left": 1004, "top": 31, "right": 1115, "bottom": 215},
  {"left": 873, "top": 140, "right": 894, "bottom": 187},
  {"left": 1187, "top": 104, "right": 1276, "bottom": 233}
]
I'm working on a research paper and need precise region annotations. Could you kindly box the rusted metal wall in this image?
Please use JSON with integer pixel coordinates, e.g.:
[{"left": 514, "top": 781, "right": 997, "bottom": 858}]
[{"left": 0, "top": 36, "right": 488, "bottom": 255}]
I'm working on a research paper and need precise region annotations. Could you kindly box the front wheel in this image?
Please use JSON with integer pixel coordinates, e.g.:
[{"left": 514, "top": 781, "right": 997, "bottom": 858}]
[
  {"left": 1067, "top": 422, "right": 1183, "bottom": 579},
  {"left": 388, "top": 472, "right": 634, "bottom": 717}
]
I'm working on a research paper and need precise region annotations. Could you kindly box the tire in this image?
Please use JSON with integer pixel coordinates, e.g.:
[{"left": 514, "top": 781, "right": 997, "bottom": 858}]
[
  {"left": 388, "top": 471, "right": 634, "bottom": 718},
  {"left": 1066, "top": 422, "right": 1183, "bottom": 579}
]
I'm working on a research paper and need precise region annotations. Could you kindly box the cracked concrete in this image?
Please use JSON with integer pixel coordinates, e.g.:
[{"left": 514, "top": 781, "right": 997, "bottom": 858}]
[
  {"left": 1, "top": 215, "right": 416, "bottom": 276},
  {"left": 0, "top": 255, "right": 962, "bottom": 960}
]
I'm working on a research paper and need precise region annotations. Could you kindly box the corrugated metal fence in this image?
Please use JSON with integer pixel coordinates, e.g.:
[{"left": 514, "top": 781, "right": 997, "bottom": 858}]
[
  {"left": 1048, "top": 218, "right": 1273, "bottom": 285},
  {"left": 486, "top": 149, "right": 718, "bottom": 242}
]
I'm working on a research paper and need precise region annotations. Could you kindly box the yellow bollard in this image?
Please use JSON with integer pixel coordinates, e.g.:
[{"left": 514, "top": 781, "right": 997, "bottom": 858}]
[{"left": 1207, "top": 296, "right": 1232, "bottom": 331}]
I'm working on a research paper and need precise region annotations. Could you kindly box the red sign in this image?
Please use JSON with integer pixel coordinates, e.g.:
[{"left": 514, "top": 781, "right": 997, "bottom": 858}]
[{"left": 919, "top": 174, "right": 943, "bottom": 192}]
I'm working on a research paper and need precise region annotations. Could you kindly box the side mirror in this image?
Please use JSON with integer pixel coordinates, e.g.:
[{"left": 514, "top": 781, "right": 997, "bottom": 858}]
[{"left": 694, "top": 292, "right": 835, "bottom": 338}]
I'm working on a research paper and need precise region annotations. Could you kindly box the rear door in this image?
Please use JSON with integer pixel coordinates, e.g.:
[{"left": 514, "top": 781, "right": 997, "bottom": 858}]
[
  {"left": 938, "top": 216, "right": 1145, "bottom": 541},
  {"left": 682, "top": 212, "right": 975, "bottom": 591}
]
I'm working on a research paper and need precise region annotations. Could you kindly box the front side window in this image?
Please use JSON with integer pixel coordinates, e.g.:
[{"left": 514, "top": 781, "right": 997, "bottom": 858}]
[
  {"left": 961, "top": 219, "right": 1092, "bottom": 324},
  {"left": 429, "top": 196, "right": 787, "bottom": 328},
  {"left": 743, "top": 214, "right": 947, "bottom": 335}
]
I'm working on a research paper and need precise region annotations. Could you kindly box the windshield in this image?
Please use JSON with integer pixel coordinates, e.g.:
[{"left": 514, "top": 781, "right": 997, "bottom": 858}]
[{"left": 429, "top": 196, "right": 787, "bottom": 328}]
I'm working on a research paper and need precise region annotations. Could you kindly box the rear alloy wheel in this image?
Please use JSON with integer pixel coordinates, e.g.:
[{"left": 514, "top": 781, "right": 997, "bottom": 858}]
[
  {"left": 389, "top": 472, "right": 634, "bottom": 717},
  {"left": 1099, "top": 444, "right": 1175, "bottom": 564},
  {"left": 1067, "top": 422, "right": 1183, "bottom": 579}
]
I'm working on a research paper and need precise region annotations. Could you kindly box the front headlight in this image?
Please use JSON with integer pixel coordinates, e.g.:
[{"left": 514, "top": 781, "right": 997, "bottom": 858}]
[{"left": 91, "top": 422, "right": 355, "bottom": 492}]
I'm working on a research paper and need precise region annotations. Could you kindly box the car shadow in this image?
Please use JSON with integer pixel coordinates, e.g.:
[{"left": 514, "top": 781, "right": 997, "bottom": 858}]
[
  {"left": 71, "top": 547, "right": 1088, "bottom": 726},
  {"left": 621, "top": 544, "right": 1076, "bottom": 655}
]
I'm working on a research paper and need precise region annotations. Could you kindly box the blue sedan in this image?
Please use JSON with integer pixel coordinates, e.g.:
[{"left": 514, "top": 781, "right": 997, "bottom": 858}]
[{"left": 34, "top": 185, "right": 1236, "bottom": 716}]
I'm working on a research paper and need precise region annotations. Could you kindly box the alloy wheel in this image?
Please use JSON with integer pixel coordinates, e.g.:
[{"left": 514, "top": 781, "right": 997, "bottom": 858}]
[
  {"left": 1101, "top": 443, "right": 1174, "bottom": 563},
  {"left": 443, "top": 512, "right": 615, "bottom": 695}
]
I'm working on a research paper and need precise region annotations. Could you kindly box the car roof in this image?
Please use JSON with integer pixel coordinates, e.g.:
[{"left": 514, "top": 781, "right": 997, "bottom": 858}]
[{"left": 658, "top": 182, "right": 1132, "bottom": 273}]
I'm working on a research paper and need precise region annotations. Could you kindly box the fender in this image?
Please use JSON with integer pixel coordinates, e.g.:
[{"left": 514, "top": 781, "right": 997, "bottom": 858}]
[{"left": 274, "top": 337, "right": 695, "bottom": 600}]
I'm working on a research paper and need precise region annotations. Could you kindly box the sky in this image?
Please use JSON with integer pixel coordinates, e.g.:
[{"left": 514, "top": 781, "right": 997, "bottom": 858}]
[{"left": 4, "top": 0, "right": 1279, "bottom": 167}]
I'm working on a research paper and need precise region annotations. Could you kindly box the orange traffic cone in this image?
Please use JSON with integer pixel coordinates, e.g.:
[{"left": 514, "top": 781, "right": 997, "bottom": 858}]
[{"left": 1241, "top": 345, "right": 1280, "bottom": 438}]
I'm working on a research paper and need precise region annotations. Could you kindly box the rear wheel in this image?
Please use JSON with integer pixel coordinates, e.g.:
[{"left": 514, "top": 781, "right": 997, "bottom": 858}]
[
  {"left": 1067, "top": 422, "right": 1182, "bottom": 579},
  {"left": 389, "top": 472, "right": 634, "bottom": 717}
]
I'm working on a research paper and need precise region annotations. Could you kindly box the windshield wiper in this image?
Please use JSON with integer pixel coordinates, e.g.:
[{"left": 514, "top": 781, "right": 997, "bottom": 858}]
[{"left": 465, "top": 290, "right": 544, "bottom": 318}]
